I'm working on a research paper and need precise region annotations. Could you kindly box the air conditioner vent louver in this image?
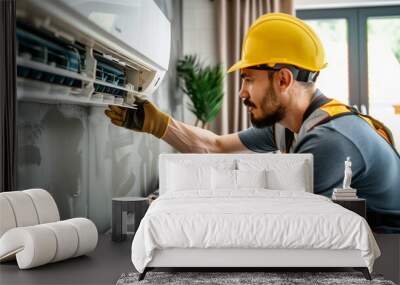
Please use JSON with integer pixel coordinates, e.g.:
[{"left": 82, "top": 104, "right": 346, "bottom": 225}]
[
  {"left": 17, "top": 66, "right": 82, "bottom": 88},
  {"left": 93, "top": 83, "right": 126, "bottom": 97}
]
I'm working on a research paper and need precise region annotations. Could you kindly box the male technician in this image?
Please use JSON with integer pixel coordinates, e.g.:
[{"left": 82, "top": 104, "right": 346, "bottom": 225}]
[{"left": 105, "top": 13, "right": 400, "bottom": 233}]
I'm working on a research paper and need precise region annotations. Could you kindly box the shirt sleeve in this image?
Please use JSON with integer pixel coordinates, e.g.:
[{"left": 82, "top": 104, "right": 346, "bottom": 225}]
[
  {"left": 238, "top": 126, "right": 277, "bottom": 153},
  {"left": 294, "top": 126, "right": 365, "bottom": 196}
]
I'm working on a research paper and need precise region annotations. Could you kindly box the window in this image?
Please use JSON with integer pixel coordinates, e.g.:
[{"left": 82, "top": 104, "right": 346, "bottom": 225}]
[
  {"left": 297, "top": 6, "right": 400, "bottom": 150},
  {"left": 305, "top": 18, "right": 349, "bottom": 104}
]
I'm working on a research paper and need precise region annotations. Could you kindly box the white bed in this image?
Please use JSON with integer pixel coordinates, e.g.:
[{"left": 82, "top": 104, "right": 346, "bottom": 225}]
[{"left": 131, "top": 154, "right": 380, "bottom": 280}]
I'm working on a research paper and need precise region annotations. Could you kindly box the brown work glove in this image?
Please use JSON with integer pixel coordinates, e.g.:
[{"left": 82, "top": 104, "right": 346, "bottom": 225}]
[{"left": 104, "top": 98, "right": 170, "bottom": 139}]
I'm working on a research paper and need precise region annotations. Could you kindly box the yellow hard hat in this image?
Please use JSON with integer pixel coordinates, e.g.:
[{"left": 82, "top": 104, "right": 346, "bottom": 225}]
[{"left": 227, "top": 13, "right": 327, "bottom": 74}]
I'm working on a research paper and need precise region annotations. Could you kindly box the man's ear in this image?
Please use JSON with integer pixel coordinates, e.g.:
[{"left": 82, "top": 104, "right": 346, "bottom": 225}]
[{"left": 275, "top": 68, "right": 294, "bottom": 93}]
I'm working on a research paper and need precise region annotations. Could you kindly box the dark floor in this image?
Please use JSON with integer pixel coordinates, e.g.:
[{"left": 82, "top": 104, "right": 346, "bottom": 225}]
[
  {"left": 1, "top": 233, "right": 398, "bottom": 285},
  {"left": 0, "top": 233, "right": 134, "bottom": 285}
]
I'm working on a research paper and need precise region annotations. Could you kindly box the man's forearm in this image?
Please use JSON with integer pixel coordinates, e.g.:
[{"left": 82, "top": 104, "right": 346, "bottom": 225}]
[{"left": 161, "top": 118, "right": 220, "bottom": 153}]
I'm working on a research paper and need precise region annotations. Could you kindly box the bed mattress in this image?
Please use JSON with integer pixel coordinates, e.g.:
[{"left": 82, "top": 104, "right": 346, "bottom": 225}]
[{"left": 131, "top": 190, "right": 380, "bottom": 273}]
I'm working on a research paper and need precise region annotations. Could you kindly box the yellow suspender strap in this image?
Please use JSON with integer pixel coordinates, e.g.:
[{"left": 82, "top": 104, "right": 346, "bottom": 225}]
[{"left": 319, "top": 99, "right": 395, "bottom": 146}]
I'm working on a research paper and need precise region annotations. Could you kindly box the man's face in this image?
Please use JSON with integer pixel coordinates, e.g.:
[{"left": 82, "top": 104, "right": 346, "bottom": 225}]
[{"left": 239, "top": 68, "right": 286, "bottom": 128}]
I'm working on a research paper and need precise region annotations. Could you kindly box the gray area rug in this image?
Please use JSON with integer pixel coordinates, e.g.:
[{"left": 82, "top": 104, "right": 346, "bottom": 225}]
[{"left": 116, "top": 271, "right": 396, "bottom": 285}]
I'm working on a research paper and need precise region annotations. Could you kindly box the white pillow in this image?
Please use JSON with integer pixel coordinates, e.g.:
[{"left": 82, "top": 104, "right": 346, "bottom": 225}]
[
  {"left": 237, "top": 159, "right": 309, "bottom": 192},
  {"left": 211, "top": 168, "right": 268, "bottom": 190},
  {"left": 167, "top": 162, "right": 212, "bottom": 191},
  {"left": 236, "top": 169, "right": 267, "bottom": 189},
  {"left": 267, "top": 167, "right": 306, "bottom": 191},
  {"left": 212, "top": 168, "right": 236, "bottom": 190}
]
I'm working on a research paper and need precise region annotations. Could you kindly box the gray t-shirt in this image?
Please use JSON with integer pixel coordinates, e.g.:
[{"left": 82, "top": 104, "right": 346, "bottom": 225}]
[{"left": 239, "top": 110, "right": 400, "bottom": 233}]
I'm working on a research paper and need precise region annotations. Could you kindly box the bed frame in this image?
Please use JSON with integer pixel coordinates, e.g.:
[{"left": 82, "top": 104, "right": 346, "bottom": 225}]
[
  {"left": 139, "top": 249, "right": 371, "bottom": 280},
  {"left": 137, "top": 154, "right": 372, "bottom": 281}
]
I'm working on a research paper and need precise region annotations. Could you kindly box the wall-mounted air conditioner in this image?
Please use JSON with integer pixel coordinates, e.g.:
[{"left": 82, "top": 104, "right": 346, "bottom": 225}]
[{"left": 16, "top": 0, "right": 171, "bottom": 109}]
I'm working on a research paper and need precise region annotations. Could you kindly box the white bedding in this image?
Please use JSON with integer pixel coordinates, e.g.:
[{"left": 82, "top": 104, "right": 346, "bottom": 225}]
[{"left": 131, "top": 190, "right": 380, "bottom": 273}]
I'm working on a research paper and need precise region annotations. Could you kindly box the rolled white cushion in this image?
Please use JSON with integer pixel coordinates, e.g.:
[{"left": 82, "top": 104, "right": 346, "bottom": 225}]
[
  {"left": 23, "top": 189, "right": 60, "bottom": 223},
  {"left": 0, "top": 226, "right": 57, "bottom": 269},
  {"left": 42, "top": 221, "right": 79, "bottom": 262},
  {"left": 0, "top": 191, "right": 39, "bottom": 227},
  {"left": 65, "top": 218, "right": 98, "bottom": 257},
  {"left": 0, "top": 196, "right": 17, "bottom": 237},
  {"left": 0, "top": 218, "right": 98, "bottom": 269}
]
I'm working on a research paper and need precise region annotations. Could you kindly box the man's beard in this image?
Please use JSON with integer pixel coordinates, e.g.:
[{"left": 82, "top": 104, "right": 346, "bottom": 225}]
[{"left": 244, "top": 87, "right": 286, "bottom": 128}]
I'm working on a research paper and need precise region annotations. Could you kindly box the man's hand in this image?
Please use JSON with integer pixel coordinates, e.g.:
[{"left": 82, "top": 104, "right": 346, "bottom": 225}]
[{"left": 104, "top": 98, "right": 170, "bottom": 139}]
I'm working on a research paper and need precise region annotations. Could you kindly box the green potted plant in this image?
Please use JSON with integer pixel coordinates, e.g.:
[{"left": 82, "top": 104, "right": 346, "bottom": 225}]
[{"left": 177, "top": 55, "right": 224, "bottom": 129}]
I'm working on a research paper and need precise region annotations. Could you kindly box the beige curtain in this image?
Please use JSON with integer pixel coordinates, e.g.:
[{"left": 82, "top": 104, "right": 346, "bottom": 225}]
[{"left": 214, "top": 0, "right": 294, "bottom": 135}]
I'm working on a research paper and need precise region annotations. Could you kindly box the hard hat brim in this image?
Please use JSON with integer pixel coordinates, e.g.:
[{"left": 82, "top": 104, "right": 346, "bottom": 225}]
[{"left": 227, "top": 60, "right": 254, "bottom": 73}]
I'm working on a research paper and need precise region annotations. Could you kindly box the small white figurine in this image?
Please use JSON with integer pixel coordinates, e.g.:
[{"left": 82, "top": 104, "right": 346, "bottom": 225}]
[{"left": 342, "top": 157, "right": 353, "bottom": 189}]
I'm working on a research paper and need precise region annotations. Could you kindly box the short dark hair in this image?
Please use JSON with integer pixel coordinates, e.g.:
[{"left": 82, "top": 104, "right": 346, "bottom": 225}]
[
  {"left": 298, "top": 81, "right": 315, "bottom": 89},
  {"left": 267, "top": 70, "right": 316, "bottom": 89}
]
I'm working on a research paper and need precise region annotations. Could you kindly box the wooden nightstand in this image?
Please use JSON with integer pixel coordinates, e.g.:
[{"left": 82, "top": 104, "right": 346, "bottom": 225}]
[{"left": 332, "top": 198, "right": 366, "bottom": 219}]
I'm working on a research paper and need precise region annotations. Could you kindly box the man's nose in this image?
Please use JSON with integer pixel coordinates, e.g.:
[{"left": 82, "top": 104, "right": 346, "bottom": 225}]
[{"left": 239, "top": 85, "right": 249, "bottom": 100}]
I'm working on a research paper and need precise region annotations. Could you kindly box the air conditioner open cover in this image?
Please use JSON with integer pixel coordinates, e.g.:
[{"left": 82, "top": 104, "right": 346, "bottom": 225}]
[{"left": 16, "top": 0, "right": 171, "bottom": 108}]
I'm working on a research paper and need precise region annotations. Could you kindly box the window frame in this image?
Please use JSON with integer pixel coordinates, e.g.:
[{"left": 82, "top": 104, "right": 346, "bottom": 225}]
[{"left": 297, "top": 5, "right": 400, "bottom": 113}]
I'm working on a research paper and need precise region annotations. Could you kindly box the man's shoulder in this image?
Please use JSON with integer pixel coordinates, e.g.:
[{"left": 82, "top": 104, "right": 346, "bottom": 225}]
[
  {"left": 316, "top": 114, "right": 383, "bottom": 139},
  {"left": 295, "top": 121, "right": 361, "bottom": 155},
  {"left": 298, "top": 114, "right": 374, "bottom": 148}
]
